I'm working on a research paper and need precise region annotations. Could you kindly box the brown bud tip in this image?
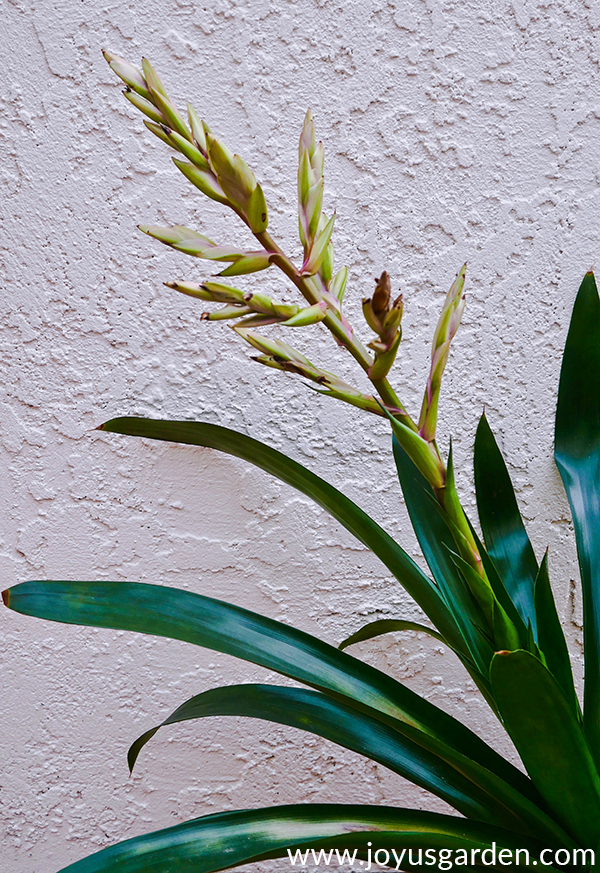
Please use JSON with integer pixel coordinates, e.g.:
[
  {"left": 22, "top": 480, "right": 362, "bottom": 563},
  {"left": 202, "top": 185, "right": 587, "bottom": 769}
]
[
  {"left": 494, "top": 650, "right": 511, "bottom": 656},
  {"left": 2, "top": 588, "right": 10, "bottom": 607},
  {"left": 372, "top": 271, "right": 392, "bottom": 317}
]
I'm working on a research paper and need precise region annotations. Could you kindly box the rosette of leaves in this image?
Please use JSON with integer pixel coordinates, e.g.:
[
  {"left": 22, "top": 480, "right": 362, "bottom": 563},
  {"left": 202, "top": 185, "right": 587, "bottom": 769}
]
[{"left": 3, "top": 52, "right": 600, "bottom": 872}]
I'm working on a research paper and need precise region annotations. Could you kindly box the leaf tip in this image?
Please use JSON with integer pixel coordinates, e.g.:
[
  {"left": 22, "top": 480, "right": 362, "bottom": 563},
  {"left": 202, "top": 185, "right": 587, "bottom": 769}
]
[{"left": 2, "top": 588, "right": 9, "bottom": 608}]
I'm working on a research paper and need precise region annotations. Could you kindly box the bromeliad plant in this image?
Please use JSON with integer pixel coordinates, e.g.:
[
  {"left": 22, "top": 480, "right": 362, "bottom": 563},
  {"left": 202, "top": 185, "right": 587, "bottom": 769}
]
[{"left": 3, "top": 52, "right": 600, "bottom": 871}]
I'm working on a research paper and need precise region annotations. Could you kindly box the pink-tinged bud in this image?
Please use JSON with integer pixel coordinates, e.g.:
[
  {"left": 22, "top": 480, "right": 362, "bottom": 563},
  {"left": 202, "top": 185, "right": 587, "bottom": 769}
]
[{"left": 418, "top": 264, "right": 467, "bottom": 442}]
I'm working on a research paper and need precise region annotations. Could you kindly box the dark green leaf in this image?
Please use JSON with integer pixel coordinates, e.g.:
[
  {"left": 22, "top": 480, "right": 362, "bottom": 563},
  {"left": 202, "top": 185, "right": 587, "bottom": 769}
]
[
  {"left": 448, "top": 552, "right": 520, "bottom": 653},
  {"left": 392, "top": 438, "right": 492, "bottom": 673},
  {"left": 339, "top": 618, "right": 444, "bottom": 650},
  {"left": 474, "top": 414, "right": 538, "bottom": 635},
  {"left": 555, "top": 271, "right": 600, "bottom": 764},
  {"left": 468, "top": 525, "right": 530, "bottom": 649},
  {"left": 491, "top": 649, "right": 600, "bottom": 847},
  {"left": 534, "top": 551, "right": 578, "bottom": 716},
  {"left": 55, "top": 803, "right": 552, "bottom": 873},
  {"left": 128, "top": 683, "right": 535, "bottom": 831},
  {"left": 3, "top": 580, "right": 539, "bottom": 812},
  {"left": 100, "top": 417, "right": 461, "bottom": 648}
]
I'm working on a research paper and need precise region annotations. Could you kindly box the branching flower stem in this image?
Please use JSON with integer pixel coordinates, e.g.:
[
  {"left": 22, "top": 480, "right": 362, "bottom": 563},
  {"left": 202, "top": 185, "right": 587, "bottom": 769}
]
[
  {"left": 104, "top": 50, "right": 490, "bottom": 596},
  {"left": 255, "top": 227, "right": 484, "bottom": 580},
  {"left": 254, "top": 230, "right": 414, "bottom": 427}
]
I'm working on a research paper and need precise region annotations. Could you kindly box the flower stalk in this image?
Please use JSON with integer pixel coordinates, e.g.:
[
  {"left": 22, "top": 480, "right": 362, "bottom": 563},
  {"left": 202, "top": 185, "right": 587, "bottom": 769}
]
[{"left": 104, "top": 50, "right": 497, "bottom": 630}]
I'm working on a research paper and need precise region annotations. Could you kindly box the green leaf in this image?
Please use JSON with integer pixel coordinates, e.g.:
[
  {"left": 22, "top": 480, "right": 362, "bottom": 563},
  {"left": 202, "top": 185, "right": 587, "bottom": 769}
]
[
  {"left": 98, "top": 416, "right": 461, "bottom": 649},
  {"left": 392, "top": 438, "right": 492, "bottom": 673},
  {"left": 54, "top": 804, "right": 551, "bottom": 873},
  {"left": 474, "top": 414, "right": 538, "bottom": 636},
  {"left": 534, "top": 551, "right": 578, "bottom": 716},
  {"left": 491, "top": 649, "right": 600, "bottom": 847},
  {"left": 555, "top": 271, "right": 600, "bottom": 765},
  {"left": 468, "top": 525, "right": 530, "bottom": 650},
  {"left": 448, "top": 551, "right": 520, "bottom": 653},
  {"left": 127, "top": 683, "right": 530, "bottom": 829},
  {"left": 387, "top": 414, "right": 445, "bottom": 490},
  {"left": 3, "top": 580, "right": 544, "bottom": 820},
  {"left": 339, "top": 618, "right": 444, "bottom": 650}
]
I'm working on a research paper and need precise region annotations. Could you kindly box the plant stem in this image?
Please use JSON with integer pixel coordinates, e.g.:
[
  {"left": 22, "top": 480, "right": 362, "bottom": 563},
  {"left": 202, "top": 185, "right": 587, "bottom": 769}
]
[
  {"left": 256, "top": 231, "right": 415, "bottom": 429},
  {"left": 257, "top": 231, "right": 491, "bottom": 600}
]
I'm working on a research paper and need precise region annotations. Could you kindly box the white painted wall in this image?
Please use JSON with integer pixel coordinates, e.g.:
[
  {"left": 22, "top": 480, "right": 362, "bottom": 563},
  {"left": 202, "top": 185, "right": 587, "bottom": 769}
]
[{"left": 2, "top": 0, "right": 600, "bottom": 869}]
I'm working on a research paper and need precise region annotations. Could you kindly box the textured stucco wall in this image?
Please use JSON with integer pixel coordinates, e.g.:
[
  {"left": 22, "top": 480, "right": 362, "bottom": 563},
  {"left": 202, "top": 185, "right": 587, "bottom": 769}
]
[{"left": 2, "top": 0, "right": 600, "bottom": 870}]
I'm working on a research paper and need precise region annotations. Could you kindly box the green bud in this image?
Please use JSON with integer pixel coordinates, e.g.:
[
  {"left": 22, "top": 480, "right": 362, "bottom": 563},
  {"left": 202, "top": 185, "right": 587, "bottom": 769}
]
[
  {"left": 187, "top": 104, "right": 207, "bottom": 152},
  {"left": 311, "top": 141, "right": 324, "bottom": 177},
  {"left": 305, "top": 178, "right": 324, "bottom": 243},
  {"left": 311, "top": 385, "right": 385, "bottom": 416},
  {"left": 235, "top": 314, "right": 285, "bottom": 328},
  {"left": 297, "top": 147, "right": 312, "bottom": 205},
  {"left": 301, "top": 213, "right": 336, "bottom": 276},
  {"left": 240, "top": 295, "right": 296, "bottom": 319},
  {"left": 141, "top": 57, "right": 168, "bottom": 98},
  {"left": 207, "top": 135, "right": 241, "bottom": 189},
  {"left": 172, "top": 158, "right": 229, "bottom": 204},
  {"left": 202, "top": 304, "right": 253, "bottom": 321},
  {"left": 234, "top": 329, "right": 312, "bottom": 365},
  {"left": 123, "top": 89, "right": 164, "bottom": 124},
  {"left": 240, "top": 291, "right": 278, "bottom": 316},
  {"left": 103, "top": 51, "right": 151, "bottom": 100},
  {"left": 148, "top": 89, "right": 192, "bottom": 143},
  {"left": 245, "top": 184, "right": 269, "bottom": 233},
  {"left": 298, "top": 109, "right": 316, "bottom": 159},
  {"left": 164, "top": 128, "right": 210, "bottom": 171},
  {"left": 139, "top": 224, "right": 213, "bottom": 247},
  {"left": 200, "top": 282, "right": 246, "bottom": 304},
  {"left": 218, "top": 251, "right": 272, "bottom": 276},
  {"left": 207, "top": 134, "right": 268, "bottom": 231},
  {"left": 164, "top": 281, "right": 212, "bottom": 301},
  {"left": 362, "top": 298, "right": 383, "bottom": 335},
  {"left": 144, "top": 120, "right": 178, "bottom": 149},
  {"left": 330, "top": 266, "right": 348, "bottom": 303},
  {"left": 418, "top": 264, "right": 466, "bottom": 442},
  {"left": 382, "top": 296, "right": 403, "bottom": 333},
  {"left": 175, "top": 241, "right": 241, "bottom": 259},
  {"left": 321, "top": 242, "right": 334, "bottom": 286},
  {"left": 165, "top": 281, "right": 247, "bottom": 305},
  {"left": 281, "top": 301, "right": 327, "bottom": 327}
]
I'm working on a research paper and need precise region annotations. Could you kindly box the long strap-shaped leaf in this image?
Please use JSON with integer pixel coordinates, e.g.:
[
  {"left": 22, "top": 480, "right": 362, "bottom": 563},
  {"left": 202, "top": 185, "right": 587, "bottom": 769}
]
[
  {"left": 99, "top": 416, "right": 462, "bottom": 648},
  {"left": 474, "top": 415, "right": 538, "bottom": 635},
  {"left": 555, "top": 271, "right": 600, "bottom": 765},
  {"left": 3, "top": 580, "right": 538, "bottom": 809},
  {"left": 534, "top": 552, "right": 578, "bottom": 716},
  {"left": 491, "top": 649, "right": 600, "bottom": 848},
  {"left": 392, "top": 439, "right": 491, "bottom": 674},
  {"left": 339, "top": 619, "right": 444, "bottom": 650},
  {"left": 55, "top": 803, "right": 551, "bottom": 873},
  {"left": 127, "top": 683, "right": 566, "bottom": 840}
]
